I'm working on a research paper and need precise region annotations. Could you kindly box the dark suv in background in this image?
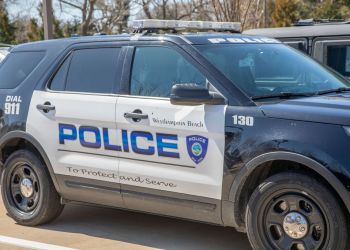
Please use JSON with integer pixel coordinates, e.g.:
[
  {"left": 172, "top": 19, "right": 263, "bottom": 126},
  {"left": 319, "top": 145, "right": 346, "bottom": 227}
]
[{"left": 244, "top": 19, "right": 350, "bottom": 80}]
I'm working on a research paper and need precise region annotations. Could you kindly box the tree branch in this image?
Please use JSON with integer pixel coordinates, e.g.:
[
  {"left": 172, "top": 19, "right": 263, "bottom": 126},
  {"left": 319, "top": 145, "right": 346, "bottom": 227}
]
[{"left": 58, "top": 0, "right": 83, "bottom": 10}]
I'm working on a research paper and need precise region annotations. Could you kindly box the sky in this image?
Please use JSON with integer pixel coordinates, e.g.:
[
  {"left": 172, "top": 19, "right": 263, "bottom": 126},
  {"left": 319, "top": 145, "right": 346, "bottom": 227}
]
[
  {"left": 7, "top": 0, "right": 140, "bottom": 24},
  {"left": 8, "top": 0, "right": 81, "bottom": 22}
]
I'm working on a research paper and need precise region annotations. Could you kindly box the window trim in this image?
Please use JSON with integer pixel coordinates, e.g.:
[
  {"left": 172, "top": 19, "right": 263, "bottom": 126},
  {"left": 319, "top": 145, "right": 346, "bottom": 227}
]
[
  {"left": 125, "top": 44, "right": 215, "bottom": 100},
  {"left": 46, "top": 45, "right": 125, "bottom": 96}
]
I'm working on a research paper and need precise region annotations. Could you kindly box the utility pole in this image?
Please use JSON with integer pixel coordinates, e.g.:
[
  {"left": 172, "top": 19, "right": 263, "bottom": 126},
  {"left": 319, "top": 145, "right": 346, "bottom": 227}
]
[{"left": 43, "top": 0, "right": 53, "bottom": 40}]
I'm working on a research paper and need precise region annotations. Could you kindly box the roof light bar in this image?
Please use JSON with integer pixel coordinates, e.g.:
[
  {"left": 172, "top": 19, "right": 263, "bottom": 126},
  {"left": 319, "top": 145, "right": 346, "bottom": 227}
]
[{"left": 129, "top": 19, "right": 241, "bottom": 32}]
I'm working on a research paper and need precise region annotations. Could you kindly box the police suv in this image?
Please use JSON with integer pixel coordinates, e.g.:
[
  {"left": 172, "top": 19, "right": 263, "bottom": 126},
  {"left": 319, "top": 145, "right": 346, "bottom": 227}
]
[{"left": 0, "top": 19, "right": 350, "bottom": 250}]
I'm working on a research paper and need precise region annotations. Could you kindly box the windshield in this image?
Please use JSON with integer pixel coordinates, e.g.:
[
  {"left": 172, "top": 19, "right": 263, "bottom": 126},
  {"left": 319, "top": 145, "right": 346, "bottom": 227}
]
[{"left": 196, "top": 44, "right": 350, "bottom": 99}]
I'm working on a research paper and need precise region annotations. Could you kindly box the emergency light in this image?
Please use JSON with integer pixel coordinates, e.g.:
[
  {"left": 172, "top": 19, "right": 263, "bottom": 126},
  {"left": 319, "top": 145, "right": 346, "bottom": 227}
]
[{"left": 128, "top": 19, "right": 241, "bottom": 33}]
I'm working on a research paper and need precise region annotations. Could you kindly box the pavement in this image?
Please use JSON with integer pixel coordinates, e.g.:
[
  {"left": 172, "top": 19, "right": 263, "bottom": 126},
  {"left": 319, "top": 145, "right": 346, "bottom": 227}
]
[{"left": 0, "top": 195, "right": 252, "bottom": 250}]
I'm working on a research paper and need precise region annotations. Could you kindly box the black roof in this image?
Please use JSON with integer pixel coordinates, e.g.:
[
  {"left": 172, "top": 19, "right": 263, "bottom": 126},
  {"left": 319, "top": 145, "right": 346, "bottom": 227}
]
[
  {"left": 243, "top": 23, "right": 350, "bottom": 38},
  {"left": 11, "top": 32, "right": 279, "bottom": 53}
]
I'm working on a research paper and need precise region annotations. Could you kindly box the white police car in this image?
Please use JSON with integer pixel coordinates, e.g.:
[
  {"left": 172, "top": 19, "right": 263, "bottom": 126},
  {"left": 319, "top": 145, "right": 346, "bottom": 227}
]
[{"left": 1, "top": 20, "right": 350, "bottom": 250}]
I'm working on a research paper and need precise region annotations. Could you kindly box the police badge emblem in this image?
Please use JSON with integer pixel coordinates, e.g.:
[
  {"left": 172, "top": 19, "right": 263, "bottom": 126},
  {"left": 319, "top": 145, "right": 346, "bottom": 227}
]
[{"left": 186, "top": 135, "right": 209, "bottom": 164}]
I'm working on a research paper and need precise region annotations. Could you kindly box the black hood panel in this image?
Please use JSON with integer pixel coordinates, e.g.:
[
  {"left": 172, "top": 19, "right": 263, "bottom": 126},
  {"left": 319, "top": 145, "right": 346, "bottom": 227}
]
[{"left": 261, "top": 94, "right": 350, "bottom": 126}]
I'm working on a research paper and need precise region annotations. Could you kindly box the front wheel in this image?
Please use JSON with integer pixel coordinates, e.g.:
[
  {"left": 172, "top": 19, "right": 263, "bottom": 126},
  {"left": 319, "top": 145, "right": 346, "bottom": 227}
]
[
  {"left": 1, "top": 149, "right": 64, "bottom": 226},
  {"left": 245, "top": 172, "right": 348, "bottom": 250}
]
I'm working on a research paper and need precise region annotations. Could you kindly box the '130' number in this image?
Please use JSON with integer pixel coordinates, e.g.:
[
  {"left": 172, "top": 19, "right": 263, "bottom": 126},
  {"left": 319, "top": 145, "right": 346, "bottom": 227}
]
[{"left": 233, "top": 115, "right": 254, "bottom": 127}]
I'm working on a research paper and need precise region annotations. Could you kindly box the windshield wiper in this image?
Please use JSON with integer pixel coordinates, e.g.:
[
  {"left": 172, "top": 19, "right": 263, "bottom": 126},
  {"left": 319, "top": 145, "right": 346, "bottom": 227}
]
[
  {"left": 252, "top": 92, "right": 314, "bottom": 101},
  {"left": 252, "top": 87, "right": 350, "bottom": 101},
  {"left": 315, "top": 87, "right": 350, "bottom": 95}
]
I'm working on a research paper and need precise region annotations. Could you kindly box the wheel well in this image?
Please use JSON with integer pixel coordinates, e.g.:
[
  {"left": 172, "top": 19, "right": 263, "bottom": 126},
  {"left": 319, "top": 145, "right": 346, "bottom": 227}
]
[
  {"left": 0, "top": 138, "right": 45, "bottom": 167},
  {"left": 235, "top": 160, "right": 348, "bottom": 228},
  {"left": 0, "top": 135, "right": 61, "bottom": 193}
]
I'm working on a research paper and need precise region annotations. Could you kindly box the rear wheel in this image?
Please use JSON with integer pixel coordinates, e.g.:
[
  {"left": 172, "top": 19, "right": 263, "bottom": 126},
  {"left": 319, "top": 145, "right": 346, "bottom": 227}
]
[
  {"left": 245, "top": 172, "right": 348, "bottom": 250},
  {"left": 1, "top": 149, "right": 64, "bottom": 226}
]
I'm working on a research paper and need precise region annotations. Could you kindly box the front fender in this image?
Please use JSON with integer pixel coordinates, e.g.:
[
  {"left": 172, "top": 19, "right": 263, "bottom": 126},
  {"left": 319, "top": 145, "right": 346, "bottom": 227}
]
[{"left": 225, "top": 151, "right": 350, "bottom": 228}]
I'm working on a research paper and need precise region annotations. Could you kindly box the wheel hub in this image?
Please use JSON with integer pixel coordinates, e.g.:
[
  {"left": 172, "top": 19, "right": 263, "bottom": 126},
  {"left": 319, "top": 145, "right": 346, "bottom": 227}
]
[
  {"left": 20, "top": 178, "right": 34, "bottom": 198},
  {"left": 283, "top": 211, "right": 308, "bottom": 239}
]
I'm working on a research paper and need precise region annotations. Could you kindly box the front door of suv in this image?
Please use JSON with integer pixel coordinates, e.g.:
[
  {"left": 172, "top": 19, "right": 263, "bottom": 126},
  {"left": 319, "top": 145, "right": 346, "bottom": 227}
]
[
  {"left": 116, "top": 45, "right": 226, "bottom": 222},
  {"left": 27, "top": 46, "right": 124, "bottom": 207}
]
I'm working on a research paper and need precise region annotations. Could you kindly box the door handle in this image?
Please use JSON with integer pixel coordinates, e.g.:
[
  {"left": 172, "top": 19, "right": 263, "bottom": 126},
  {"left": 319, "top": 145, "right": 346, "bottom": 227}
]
[
  {"left": 124, "top": 112, "right": 148, "bottom": 120},
  {"left": 124, "top": 109, "right": 148, "bottom": 122},
  {"left": 36, "top": 102, "right": 55, "bottom": 113}
]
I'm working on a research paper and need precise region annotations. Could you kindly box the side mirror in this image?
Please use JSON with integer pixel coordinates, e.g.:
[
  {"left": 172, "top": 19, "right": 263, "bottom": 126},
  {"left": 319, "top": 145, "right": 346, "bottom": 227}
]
[{"left": 170, "top": 84, "right": 225, "bottom": 106}]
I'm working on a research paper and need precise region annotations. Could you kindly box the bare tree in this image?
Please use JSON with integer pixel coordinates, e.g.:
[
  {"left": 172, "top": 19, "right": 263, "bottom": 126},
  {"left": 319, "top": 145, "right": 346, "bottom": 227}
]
[
  {"left": 58, "top": 0, "right": 97, "bottom": 35},
  {"left": 95, "top": 0, "right": 130, "bottom": 33},
  {"left": 135, "top": 0, "right": 208, "bottom": 20},
  {"left": 211, "top": 0, "right": 241, "bottom": 22}
]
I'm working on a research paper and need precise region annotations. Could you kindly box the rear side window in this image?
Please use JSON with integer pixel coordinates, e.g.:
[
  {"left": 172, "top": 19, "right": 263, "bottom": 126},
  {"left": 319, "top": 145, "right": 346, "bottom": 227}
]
[
  {"left": 327, "top": 44, "right": 350, "bottom": 78},
  {"left": 50, "top": 48, "right": 121, "bottom": 94},
  {"left": 0, "top": 51, "right": 45, "bottom": 89}
]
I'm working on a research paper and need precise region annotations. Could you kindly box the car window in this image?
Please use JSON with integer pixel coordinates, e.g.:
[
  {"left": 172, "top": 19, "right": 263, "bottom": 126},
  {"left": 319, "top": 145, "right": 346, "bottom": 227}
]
[
  {"left": 50, "top": 48, "right": 121, "bottom": 94},
  {"left": 284, "top": 41, "right": 307, "bottom": 53},
  {"left": 327, "top": 44, "right": 350, "bottom": 78},
  {"left": 196, "top": 43, "right": 349, "bottom": 98},
  {"left": 0, "top": 51, "right": 45, "bottom": 89},
  {"left": 130, "top": 47, "right": 206, "bottom": 97},
  {"left": 50, "top": 55, "right": 71, "bottom": 91}
]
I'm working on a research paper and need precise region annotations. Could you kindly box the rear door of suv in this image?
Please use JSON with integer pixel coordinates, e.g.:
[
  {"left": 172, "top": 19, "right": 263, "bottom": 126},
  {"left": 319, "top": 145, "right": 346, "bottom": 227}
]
[
  {"left": 26, "top": 44, "right": 125, "bottom": 207},
  {"left": 115, "top": 43, "right": 226, "bottom": 223}
]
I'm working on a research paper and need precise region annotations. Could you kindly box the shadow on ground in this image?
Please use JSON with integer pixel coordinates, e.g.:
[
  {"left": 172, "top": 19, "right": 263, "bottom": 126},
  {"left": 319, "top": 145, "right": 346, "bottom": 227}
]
[{"left": 38, "top": 204, "right": 251, "bottom": 250}]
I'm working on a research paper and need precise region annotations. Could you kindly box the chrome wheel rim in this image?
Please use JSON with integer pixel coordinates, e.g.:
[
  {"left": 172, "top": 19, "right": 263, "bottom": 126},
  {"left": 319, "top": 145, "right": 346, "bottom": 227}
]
[{"left": 264, "top": 194, "right": 325, "bottom": 250}]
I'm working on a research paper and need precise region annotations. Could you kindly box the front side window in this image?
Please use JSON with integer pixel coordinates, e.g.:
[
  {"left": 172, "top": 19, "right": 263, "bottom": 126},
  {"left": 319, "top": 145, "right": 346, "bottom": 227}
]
[
  {"left": 327, "top": 44, "right": 350, "bottom": 78},
  {"left": 196, "top": 43, "right": 350, "bottom": 99},
  {"left": 50, "top": 48, "right": 120, "bottom": 94},
  {"left": 0, "top": 51, "right": 45, "bottom": 89},
  {"left": 130, "top": 46, "right": 206, "bottom": 97}
]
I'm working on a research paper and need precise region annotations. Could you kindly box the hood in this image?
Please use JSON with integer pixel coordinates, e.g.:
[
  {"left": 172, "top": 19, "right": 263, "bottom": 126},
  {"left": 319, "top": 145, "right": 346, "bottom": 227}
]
[{"left": 260, "top": 94, "right": 350, "bottom": 126}]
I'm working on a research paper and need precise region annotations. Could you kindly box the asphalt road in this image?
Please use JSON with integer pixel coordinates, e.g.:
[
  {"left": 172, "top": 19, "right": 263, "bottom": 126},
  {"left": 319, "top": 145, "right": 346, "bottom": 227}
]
[{"left": 0, "top": 196, "right": 252, "bottom": 250}]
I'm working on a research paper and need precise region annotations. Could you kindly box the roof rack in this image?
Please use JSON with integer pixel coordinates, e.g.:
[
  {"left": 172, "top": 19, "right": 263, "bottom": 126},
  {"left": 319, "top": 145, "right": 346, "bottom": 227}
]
[
  {"left": 128, "top": 19, "right": 241, "bottom": 34},
  {"left": 294, "top": 18, "right": 348, "bottom": 26}
]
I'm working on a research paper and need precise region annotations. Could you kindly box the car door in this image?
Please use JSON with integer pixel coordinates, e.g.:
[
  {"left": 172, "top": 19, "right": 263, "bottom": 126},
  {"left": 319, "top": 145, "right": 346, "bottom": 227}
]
[
  {"left": 26, "top": 46, "right": 124, "bottom": 207},
  {"left": 115, "top": 45, "right": 226, "bottom": 222}
]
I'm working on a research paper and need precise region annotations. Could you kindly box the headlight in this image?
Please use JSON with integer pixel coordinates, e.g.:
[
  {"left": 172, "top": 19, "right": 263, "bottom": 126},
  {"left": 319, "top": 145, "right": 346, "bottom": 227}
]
[{"left": 344, "top": 127, "right": 350, "bottom": 136}]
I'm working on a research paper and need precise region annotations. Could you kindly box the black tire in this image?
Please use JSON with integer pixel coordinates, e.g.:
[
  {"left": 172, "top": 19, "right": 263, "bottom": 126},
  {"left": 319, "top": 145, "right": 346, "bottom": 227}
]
[
  {"left": 245, "top": 172, "right": 348, "bottom": 250},
  {"left": 1, "top": 149, "right": 64, "bottom": 226}
]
